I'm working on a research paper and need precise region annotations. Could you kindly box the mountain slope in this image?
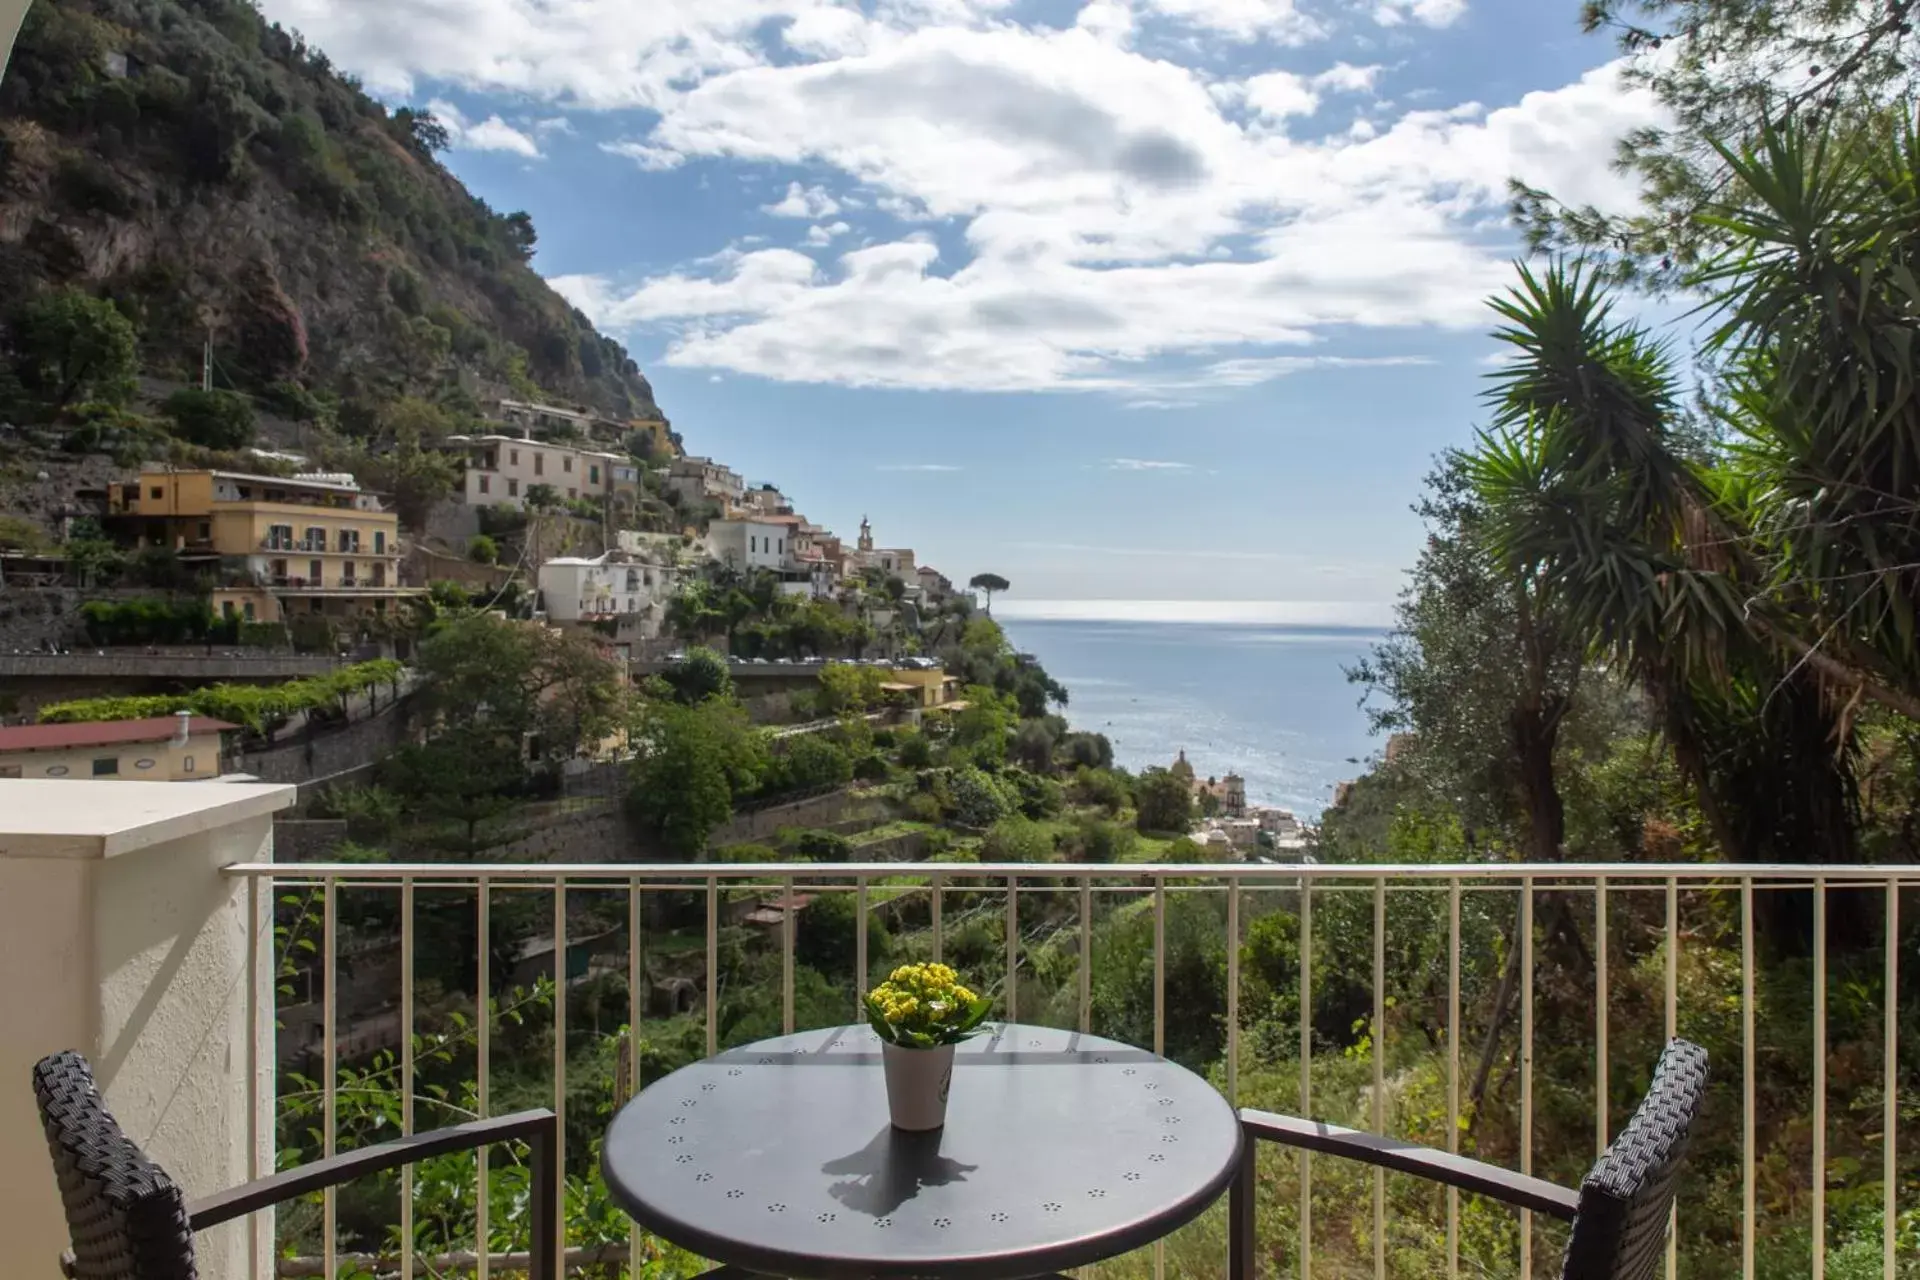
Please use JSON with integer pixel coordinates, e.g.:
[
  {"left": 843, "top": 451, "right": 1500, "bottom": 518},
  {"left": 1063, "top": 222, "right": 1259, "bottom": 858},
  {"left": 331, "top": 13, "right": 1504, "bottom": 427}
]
[{"left": 0, "top": 0, "right": 660, "bottom": 422}]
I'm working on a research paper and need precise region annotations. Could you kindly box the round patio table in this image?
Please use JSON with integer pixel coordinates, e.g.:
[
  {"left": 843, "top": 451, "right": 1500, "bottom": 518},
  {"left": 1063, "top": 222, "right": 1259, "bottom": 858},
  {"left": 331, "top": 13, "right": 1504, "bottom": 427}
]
[{"left": 602, "top": 1023, "right": 1242, "bottom": 1280}]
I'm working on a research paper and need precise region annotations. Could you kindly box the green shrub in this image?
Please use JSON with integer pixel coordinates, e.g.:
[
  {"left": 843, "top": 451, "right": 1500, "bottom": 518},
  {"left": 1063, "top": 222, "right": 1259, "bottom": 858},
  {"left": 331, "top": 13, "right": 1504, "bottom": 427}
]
[
  {"left": 0, "top": 514, "right": 47, "bottom": 551},
  {"left": 795, "top": 830, "right": 852, "bottom": 862},
  {"left": 161, "top": 388, "right": 255, "bottom": 450},
  {"left": 896, "top": 728, "right": 934, "bottom": 769},
  {"left": 259, "top": 380, "right": 324, "bottom": 422},
  {"left": 905, "top": 792, "right": 944, "bottom": 823},
  {"left": 941, "top": 766, "right": 1010, "bottom": 829},
  {"left": 999, "top": 766, "right": 1063, "bottom": 819},
  {"left": 981, "top": 815, "right": 1053, "bottom": 862},
  {"left": 1072, "top": 766, "right": 1130, "bottom": 816},
  {"left": 467, "top": 533, "right": 499, "bottom": 564},
  {"left": 1065, "top": 815, "right": 1134, "bottom": 864},
  {"left": 79, "top": 597, "right": 216, "bottom": 645}
]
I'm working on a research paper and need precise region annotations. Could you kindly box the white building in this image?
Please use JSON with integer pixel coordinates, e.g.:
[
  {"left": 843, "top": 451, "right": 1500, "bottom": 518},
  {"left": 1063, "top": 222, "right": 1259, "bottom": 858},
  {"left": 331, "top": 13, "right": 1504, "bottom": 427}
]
[
  {"left": 707, "top": 516, "right": 802, "bottom": 573},
  {"left": 849, "top": 516, "right": 916, "bottom": 577},
  {"left": 667, "top": 456, "right": 746, "bottom": 508},
  {"left": 493, "top": 398, "right": 628, "bottom": 444},
  {"left": 537, "top": 553, "right": 677, "bottom": 633},
  {"left": 742, "top": 484, "right": 791, "bottom": 516},
  {"left": 440, "top": 435, "right": 628, "bottom": 508}
]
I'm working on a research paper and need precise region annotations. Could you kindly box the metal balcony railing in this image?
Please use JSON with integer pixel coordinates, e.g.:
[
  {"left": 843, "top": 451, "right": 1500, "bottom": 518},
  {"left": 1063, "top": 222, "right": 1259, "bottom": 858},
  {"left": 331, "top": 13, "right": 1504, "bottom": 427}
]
[{"left": 222, "top": 860, "right": 1915, "bottom": 1280}]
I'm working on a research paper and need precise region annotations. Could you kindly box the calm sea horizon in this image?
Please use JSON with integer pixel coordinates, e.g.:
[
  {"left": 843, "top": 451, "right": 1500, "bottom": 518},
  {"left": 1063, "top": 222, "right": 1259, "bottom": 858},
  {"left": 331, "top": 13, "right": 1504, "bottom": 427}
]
[{"left": 994, "top": 611, "right": 1388, "bottom": 822}]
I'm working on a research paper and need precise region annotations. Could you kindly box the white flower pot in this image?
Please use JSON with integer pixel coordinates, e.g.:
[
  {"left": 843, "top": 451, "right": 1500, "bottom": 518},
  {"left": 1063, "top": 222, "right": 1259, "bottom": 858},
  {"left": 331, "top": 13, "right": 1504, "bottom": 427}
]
[{"left": 881, "top": 1041, "right": 954, "bottom": 1131}]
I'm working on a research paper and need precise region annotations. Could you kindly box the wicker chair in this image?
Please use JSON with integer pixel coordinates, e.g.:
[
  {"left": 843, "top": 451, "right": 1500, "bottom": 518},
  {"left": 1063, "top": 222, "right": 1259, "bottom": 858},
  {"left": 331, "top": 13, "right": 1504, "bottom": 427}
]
[
  {"left": 1229, "top": 1038, "right": 1709, "bottom": 1280},
  {"left": 32, "top": 1050, "right": 558, "bottom": 1280}
]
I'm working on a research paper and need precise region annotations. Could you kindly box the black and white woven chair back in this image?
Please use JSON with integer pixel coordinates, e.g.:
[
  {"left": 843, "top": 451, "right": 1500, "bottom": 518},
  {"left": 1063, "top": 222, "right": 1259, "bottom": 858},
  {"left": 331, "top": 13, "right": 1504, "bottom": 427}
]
[
  {"left": 32, "top": 1050, "right": 197, "bottom": 1280},
  {"left": 1560, "top": 1038, "right": 1710, "bottom": 1280}
]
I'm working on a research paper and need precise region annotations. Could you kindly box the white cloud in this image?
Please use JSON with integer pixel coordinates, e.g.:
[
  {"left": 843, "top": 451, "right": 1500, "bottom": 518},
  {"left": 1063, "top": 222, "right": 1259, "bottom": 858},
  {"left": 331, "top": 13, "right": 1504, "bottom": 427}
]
[
  {"left": 427, "top": 99, "right": 543, "bottom": 157},
  {"left": 876, "top": 463, "right": 964, "bottom": 472},
  {"left": 1373, "top": 0, "right": 1467, "bottom": 28},
  {"left": 533, "top": 116, "right": 576, "bottom": 135},
  {"left": 1135, "top": 0, "right": 1322, "bottom": 43},
  {"left": 1242, "top": 72, "right": 1319, "bottom": 120},
  {"left": 766, "top": 182, "right": 842, "bottom": 218},
  {"left": 1107, "top": 458, "right": 1196, "bottom": 471},
  {"left": 1238, "top": 62, "right": 1383, "bottom": 122},
  {"left": 601, "top": 140, "right": 684, "bottom": 170},
  {"left": 266, "top": 0, "right": 1664, "bottom": 396}
]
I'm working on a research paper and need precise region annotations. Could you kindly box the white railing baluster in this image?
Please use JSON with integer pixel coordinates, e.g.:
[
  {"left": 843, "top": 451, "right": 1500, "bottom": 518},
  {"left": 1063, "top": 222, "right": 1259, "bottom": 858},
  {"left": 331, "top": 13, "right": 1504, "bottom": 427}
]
[
  {"left": 1153, "top": 875, "right": 1165, "bottom": 1280},
  {"left": 1742, "top": 878, "right": 1756, "bottom": 1280},
  {"left": 1373, "top": 876, "right": 1386, "bottom": 1280},
  {"left": 477, "top": 876, "right": 490, "bottom": 1280},
  {"left": 1814, "top": 876, "right": 1827, "bottom": 1280},
  {"left": 1226, "top": 881, "right": 1239, "bottom": 1105},
  {"left": 1666, "top": 876, "right": 1679, "bottom": 1280},
  {"left": 1447, "top": 876, "right": 1460, "bottom": 1280},
  {"left": 1886, "top": 880, "right": 1899, "bottom": 1280},
  {"left": 401, "top": 876, "right": 415, "bottom": 1280},
  {"left": 856, "top": 876, "right": 870, "bottom": 1013},
  {"left": 246, "top": 875, "right": 263, "bottom": 1280},
  {"left": 1520, "top": 877, "right": 1534, "bottom": 1280},
  {"left": 1299, "top": 877, "right": 1313, "bottom": 1280},
  {"left": 1006, "top": 875, "right": 1019, "bottom": 1023},
  {"left": 932, "top": 872, "right": 944, "bottom": 962},
  {"left": 1595, "top": 875, "right": 1608, "bottom": 1161},
  {"left": 628, "top": 876, "right": 643, "bottom": 1080},
  {"left": 705, "top": 877, "right": 719, "bottom": 1057},
  {"left": 1079, "top": 878, "right": 1093, "bottom": 1035},
  {"left": 323, "top": 877, "right": 337, "bottom": 1280},
  {"left": 783, "top": 874, "right": 796, "bottom": 1035},
  {"left": 1153, "top": 875, "right": 1166, "bottom": 1057},
  {"left": 629, "top": 873, "right": 644, "bottom": 1278},
  {"left": 552, "top": 878, "right": 568, "bottom": 1267}
]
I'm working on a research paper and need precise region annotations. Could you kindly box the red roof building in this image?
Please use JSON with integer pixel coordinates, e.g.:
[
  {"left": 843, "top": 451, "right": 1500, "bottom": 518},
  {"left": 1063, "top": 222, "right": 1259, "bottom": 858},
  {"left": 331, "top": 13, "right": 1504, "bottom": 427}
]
[{"left": 0, "top": 715, "right": 238, "bottom": 782}]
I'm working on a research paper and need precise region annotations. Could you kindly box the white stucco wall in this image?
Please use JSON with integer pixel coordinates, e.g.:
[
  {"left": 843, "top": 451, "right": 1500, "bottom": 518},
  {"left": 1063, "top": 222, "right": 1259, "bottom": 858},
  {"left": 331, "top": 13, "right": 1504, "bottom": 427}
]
[
  {"left": 0, "top": 780, "right": 294, "bottom": 1280},
  {"left": 707, "top": 519, "right": 789, "bottom": 571}
]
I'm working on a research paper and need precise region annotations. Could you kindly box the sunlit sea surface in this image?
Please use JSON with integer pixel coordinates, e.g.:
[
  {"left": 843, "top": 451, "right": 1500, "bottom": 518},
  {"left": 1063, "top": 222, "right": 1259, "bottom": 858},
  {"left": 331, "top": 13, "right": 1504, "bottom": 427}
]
[{"left": 996, "top": 616, "right": 1385, "bottom": 821}]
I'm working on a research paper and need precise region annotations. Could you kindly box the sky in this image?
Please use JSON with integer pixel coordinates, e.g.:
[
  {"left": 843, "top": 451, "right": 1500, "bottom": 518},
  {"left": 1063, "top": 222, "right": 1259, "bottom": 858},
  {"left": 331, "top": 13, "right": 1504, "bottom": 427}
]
[{"left": 257, "top": 0, "right": 1668, "bottom": 625}]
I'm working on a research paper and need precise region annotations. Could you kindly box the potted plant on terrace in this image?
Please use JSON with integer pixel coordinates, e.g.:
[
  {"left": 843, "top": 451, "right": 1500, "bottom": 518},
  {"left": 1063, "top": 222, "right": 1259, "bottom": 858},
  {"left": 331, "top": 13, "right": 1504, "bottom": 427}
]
[{"left": 864, "top": 963, "right": 991, "bottom": 1131}]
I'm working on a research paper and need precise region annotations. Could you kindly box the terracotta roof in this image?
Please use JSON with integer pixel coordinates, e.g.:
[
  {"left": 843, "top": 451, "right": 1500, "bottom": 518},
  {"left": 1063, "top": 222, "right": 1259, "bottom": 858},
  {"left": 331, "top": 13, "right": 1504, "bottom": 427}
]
[{"left": 0, "top": 716, "right": 239, "bottom": 753}]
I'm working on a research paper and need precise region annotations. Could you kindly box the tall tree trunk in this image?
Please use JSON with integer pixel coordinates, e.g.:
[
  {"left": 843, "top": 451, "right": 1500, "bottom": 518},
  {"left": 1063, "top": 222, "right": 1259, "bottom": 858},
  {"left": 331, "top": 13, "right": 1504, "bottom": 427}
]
[{"left": 1509, "top": 698, "right": 1567, "bottom": 862}]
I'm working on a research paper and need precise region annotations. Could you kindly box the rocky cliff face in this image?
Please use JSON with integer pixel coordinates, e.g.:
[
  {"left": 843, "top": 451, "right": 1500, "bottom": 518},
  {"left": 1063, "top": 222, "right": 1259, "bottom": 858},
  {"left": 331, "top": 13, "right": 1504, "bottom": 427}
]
[{"left": 0, "top": 0, "right": 660, "bottom": 422}]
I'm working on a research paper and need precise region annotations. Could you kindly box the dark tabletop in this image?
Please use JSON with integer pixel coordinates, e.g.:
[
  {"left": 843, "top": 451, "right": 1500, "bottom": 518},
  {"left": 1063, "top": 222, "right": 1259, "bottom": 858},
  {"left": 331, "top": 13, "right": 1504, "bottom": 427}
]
[{"left": 601, "top": 1023, "right": 1242, "bottom": 1280}]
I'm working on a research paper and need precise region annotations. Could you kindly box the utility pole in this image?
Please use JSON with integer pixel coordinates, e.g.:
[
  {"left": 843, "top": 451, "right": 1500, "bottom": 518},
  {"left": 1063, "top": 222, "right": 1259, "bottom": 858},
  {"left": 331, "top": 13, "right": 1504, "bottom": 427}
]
[{"left": 202, "top": 329, "right": 213, "bottom": 392}]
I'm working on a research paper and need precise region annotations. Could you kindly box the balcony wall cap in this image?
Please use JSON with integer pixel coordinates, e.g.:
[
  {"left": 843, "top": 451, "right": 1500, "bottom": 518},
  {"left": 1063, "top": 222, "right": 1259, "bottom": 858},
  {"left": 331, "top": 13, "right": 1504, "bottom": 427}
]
[{"left": 0, "top": 779, "right": 295, "bottom": 861}]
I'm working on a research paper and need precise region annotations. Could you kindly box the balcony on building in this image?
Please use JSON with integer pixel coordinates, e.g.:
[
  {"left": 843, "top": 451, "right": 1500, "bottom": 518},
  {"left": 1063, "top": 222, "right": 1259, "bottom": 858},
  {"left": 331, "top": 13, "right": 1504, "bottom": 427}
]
[{"left": 0, "top": 776, "right": 1909, "bottom": 1280}]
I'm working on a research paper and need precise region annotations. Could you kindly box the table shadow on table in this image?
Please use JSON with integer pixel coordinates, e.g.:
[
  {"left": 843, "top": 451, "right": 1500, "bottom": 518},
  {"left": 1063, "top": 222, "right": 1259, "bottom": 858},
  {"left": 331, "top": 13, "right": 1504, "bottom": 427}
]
[{"left": 821, "top": 1126, "right": 980, "bottom": 1219}]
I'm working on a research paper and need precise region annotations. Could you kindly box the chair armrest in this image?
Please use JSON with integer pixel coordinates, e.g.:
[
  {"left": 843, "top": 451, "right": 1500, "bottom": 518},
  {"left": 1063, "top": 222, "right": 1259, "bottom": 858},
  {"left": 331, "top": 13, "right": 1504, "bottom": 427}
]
[
  {"left": 1238, "top": 1110, "right": 1580, "bottom": 1221},
  {"left": 187, "top": 1109, "right": 557, "bottom": 1230}
]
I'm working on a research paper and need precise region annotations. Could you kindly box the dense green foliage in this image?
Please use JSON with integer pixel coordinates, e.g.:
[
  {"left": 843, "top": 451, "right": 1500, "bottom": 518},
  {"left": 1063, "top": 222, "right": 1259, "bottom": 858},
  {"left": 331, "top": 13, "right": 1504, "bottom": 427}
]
[
  {"left": 0, "top": 0, "right": 660, "bottom": 422},
  {"left": 159, "top": 386, "right": 253, "bottom": 448},
  {"left": 6, "top": 288, "right": 139, "bottom": 411},
  {"left": 36, "top": 657, "right": 401, "bottom": 730},
  {"left": 415, "top": 612, "right": 628, "bottom": 768},
  {"left": 77, "top": 595, "right": 220, "bottom": 644},
  {"left": 628, "top": 696, "right": 768, "bottom": 856}
]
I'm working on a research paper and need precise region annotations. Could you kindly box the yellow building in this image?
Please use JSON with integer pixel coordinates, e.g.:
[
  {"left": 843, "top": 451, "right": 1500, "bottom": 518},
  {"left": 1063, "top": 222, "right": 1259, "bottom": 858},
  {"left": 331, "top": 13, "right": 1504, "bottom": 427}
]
[
  {"left": 881, "top": 665, "right": 960, "bottom": 708},
  {"left": 0, "top": 714, "right": 235, "bottom": 781},
  {"left": 108, "top": 467, "right": 419, "bottom": 623}
]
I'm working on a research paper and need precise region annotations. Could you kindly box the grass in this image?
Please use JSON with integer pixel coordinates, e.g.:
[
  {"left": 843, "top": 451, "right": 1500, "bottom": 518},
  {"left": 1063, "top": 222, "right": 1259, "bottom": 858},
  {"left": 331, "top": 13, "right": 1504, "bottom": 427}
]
[{"left": 845, "top": 819, "right": 937, "bottom": 847}]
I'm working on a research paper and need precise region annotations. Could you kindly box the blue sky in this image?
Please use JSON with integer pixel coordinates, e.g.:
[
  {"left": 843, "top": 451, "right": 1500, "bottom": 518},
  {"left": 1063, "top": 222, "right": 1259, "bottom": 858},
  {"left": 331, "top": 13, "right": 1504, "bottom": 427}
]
[{"left": 261, "top": 0, "right": 1666, "bottom": 623}]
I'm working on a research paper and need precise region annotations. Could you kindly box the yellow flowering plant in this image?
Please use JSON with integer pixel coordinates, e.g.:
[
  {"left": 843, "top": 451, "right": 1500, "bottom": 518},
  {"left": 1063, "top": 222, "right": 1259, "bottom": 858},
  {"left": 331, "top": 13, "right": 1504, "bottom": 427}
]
[{"left": 864, "top": 962, "right": 992, "bottom": 1049}]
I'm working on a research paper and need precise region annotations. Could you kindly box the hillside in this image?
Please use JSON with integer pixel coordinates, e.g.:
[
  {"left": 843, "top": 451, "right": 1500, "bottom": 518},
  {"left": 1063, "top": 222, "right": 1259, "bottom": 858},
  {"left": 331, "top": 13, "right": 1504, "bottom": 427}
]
[{"left": 0, "top": 0, "right": 660, "bottom": 424}]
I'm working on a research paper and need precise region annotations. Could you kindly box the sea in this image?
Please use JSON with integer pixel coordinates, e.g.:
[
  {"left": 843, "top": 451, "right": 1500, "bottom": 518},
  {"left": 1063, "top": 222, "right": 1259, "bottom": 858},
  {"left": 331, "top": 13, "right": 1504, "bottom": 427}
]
[{"left": 995, "top": 616, "right": 1387, "bottom": 821}]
